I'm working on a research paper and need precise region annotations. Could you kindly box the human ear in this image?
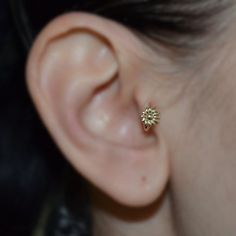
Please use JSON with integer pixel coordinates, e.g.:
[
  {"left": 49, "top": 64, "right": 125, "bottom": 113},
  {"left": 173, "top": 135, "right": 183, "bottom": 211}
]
[{"left": 26, "top": 12, "right": 169, "bottom": 207}]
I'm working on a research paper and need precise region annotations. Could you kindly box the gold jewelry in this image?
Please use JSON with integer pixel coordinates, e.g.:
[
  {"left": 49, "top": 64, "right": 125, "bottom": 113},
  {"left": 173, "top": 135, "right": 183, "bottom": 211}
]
[{"left": 141, "top": 106, "right": 160, "bottom": 132}]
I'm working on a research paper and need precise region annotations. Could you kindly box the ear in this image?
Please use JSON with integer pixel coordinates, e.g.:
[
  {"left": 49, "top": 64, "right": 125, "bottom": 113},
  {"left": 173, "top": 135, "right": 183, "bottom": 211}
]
[{"left": 26, "top": 12, "right": 169, "bottom": 207}]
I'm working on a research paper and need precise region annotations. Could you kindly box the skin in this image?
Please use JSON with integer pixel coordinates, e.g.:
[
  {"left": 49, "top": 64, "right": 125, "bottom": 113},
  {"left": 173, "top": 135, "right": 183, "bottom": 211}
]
[{"left": 26, "top": 8, "right": 236, "bottom": 236}]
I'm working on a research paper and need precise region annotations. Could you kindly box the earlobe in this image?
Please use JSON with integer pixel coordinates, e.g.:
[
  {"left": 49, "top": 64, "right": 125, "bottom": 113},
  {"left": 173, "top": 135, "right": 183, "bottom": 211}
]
[{"left": 26, "top": 12, "right": 169, "bottom": 207}]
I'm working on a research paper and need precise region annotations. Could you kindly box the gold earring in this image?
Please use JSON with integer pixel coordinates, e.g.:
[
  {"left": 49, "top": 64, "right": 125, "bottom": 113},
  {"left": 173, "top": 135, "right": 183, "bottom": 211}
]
[{"left": 141, "top": 106, "right": 160, "bottom": 132}]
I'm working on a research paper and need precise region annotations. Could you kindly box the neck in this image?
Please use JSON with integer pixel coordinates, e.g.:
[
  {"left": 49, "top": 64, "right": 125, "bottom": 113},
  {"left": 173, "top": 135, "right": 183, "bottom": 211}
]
[{"left": 90, "top": 187, "right": 177, "bottom": 236}]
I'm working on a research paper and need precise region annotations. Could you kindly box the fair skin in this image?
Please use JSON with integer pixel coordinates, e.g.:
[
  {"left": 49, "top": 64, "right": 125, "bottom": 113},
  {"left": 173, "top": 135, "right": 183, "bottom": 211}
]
[{"left": 26, "top": 11, "right": 236, "bottom": 236}]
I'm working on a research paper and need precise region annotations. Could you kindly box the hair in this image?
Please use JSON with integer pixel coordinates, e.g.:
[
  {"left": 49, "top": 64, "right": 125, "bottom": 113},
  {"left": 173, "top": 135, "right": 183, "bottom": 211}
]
[
  {"left": 0, "top": 0, "right": 232, "bottom": 236},
  {"left": 11, "top": 0, "right": 233, "bottom": 52}
]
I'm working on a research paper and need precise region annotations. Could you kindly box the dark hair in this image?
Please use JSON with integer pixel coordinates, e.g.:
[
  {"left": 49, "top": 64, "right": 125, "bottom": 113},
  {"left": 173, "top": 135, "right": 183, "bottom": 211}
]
[
  {"left": 0, "top": 0, "right": 232, "bottom": 236},
  {"left": 11, "top": 0, "right": 232, "bottom": 52}
]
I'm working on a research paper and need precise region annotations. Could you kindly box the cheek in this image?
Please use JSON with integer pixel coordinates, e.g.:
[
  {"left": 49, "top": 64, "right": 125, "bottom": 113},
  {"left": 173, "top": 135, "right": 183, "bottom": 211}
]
[{"left": 170, "top": 81, "right": 236, "bottom": 236}]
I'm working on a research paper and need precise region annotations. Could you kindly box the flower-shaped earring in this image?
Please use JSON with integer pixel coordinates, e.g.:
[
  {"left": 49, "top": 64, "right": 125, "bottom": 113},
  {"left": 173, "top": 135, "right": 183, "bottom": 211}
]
[{"left": 141, "top": 106, "right": 160, "bottom": 132}]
